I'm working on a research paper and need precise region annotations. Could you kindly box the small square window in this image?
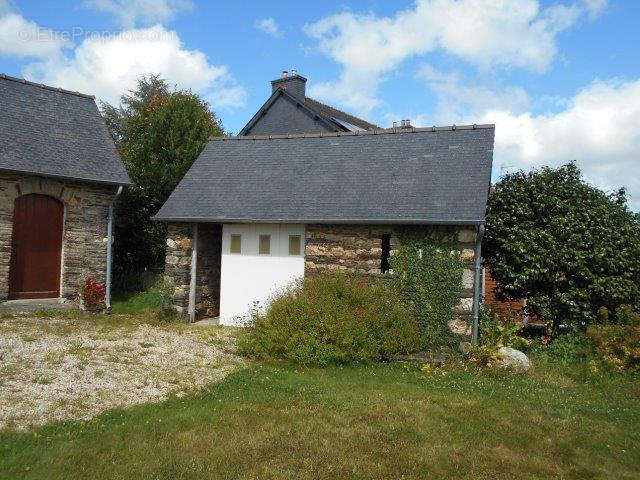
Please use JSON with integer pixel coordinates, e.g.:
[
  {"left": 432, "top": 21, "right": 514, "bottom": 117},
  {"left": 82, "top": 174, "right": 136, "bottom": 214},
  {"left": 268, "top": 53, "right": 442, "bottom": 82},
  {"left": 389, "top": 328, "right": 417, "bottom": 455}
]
[
  {"left": 288, "top": 235, "right": 301, "bottom": 255},
  {"left": 259, "top": 234, "right": 271, "bottom": 254},
  {"left": 230, "top": 234, "right": 241, "bottom": 254}
]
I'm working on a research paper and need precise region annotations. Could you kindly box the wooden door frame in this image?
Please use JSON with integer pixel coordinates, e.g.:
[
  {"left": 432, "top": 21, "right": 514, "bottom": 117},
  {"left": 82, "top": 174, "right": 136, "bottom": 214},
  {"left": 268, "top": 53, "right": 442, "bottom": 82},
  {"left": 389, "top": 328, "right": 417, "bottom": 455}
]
[{"left": 8, "top": 193, "right": 65, "bottom": 300}]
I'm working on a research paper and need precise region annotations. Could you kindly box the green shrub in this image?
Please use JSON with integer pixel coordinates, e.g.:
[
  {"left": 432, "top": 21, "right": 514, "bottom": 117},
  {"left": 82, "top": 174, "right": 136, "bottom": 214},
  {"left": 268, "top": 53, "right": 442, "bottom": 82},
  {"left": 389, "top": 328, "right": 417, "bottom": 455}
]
[
  {"left": 541, "top": 331, "right": 592, "bottom": 363},
  {"left": 587, "top": 308, "right": 640, "bottom": 372},
  {"left": 238, "top": 274, "right": 421, "bottom": 366},
  {"left": 485, "top": 163, "right": 640, "bottom": 330},
  {"left": 479, "top": 308, "right": 531, "bottom": 351},
  {"left": 390, "top": 228, "right": 464, "bottom": 348},
  {"left": 467, "top": 308, "right": 532, "bottom": 369}
]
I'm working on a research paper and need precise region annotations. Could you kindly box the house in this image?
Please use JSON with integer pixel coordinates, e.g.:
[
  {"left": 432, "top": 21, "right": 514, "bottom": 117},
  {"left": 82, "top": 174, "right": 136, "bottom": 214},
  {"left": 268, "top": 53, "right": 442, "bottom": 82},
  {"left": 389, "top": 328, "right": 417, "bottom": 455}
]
[
  {"left": 154, "top": 71, "right": 495, "bottom": 331},
  {"left": 238, "top": 70, "right": 379, "bottom": 135},
  {"left": 0, "top": 74, "right": 130, "bottom": 305}
]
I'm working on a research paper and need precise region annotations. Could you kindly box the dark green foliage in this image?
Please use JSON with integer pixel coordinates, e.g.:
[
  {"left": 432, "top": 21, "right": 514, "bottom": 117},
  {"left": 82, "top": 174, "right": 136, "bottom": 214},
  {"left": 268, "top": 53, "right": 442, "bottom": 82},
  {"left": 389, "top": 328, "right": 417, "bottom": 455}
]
[
  {"left": 541, "top": 332, "right": 593, "bottom": 363},
  {"left": 101, "top": 75, "right": 224, "bottom": 290},
  {"left": 238, "top": 274, "right": 421, "bottom": 366},
  {"left": 389, "top": 228, "right": 464, "bottom": 347},
  {"left": 485, "top": 163, "right": 640, "bottom": 329}
]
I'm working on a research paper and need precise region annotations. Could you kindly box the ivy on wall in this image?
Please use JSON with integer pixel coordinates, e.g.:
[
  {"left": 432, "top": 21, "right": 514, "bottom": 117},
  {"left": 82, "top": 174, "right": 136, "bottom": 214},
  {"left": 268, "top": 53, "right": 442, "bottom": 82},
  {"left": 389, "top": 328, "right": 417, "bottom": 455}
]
[{"left": 389, "top": 228, "right": 464, "bottom": 348}]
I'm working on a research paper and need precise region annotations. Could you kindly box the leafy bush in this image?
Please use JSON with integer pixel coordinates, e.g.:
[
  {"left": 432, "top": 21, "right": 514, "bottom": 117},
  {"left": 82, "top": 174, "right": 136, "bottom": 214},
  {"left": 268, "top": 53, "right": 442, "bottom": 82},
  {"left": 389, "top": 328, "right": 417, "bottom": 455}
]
[
  {"left": 239, "top": 274, "right": 421, "bottom": 366},
  {"left": 76, "top": 278, "right": 106, "bottom": 311},
  {"left": 479, "top": 308, "right": 531, "bottom": 351},
  {"left": 101, "top": 75, "right": 225, "bottom": 281},
  {"left": 587, "top": 308, "right": 640, "bottom": 372},
  {"left": 542, "top": 331, "right": 592, "bottom": 363},
  {"left": 485, "top": 163, "right": 640, "bottom": 330},
  {"left": 390, "top": 228, "right": 464, "bottom": 348},
  {"left": 467, "top": 308, "right": 532, "bottom": 369}
]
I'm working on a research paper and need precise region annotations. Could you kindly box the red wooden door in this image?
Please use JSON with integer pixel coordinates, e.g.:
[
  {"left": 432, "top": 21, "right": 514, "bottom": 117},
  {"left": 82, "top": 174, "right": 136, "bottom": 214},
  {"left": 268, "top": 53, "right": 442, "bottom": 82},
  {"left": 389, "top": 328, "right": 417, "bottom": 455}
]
[{"left": 8, "top": 194, "right": 64, "bottom": 299}]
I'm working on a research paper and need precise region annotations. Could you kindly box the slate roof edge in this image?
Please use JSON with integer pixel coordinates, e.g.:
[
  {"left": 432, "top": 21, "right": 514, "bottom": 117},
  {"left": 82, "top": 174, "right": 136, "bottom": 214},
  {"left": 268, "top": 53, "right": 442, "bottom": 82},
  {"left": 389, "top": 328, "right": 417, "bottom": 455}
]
[
  {"left": 0, "top": 73, "right": 95, "bottom": 99},
  {"left": 302, "top": 96, "right": 379, "bottom": 130},
  {"left": 0, "top": 167, "right": 132, "bottom": 186},
  {"left": 152, "top": 216, "right": 485, "bottom": 225},
  {"left": 238, "top": 88, "right": 344, "bottom": 135},
  {"left": 215, "top": 123, "right": 494, "bottom": 141}
]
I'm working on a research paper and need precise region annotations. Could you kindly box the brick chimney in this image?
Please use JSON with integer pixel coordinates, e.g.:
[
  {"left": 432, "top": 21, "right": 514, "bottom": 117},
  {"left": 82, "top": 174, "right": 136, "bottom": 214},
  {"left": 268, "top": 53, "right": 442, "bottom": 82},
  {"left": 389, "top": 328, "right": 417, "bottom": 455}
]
[{"left": 271, "top": 70, "right": 307, "bottom": 98}]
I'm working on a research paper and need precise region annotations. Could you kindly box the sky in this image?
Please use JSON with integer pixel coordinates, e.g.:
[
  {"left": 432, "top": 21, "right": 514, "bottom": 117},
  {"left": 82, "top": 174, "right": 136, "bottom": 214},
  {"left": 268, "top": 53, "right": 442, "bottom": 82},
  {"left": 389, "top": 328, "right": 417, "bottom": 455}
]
[{"left": 1, "top": 0, "right": 639, "bottom": 209}]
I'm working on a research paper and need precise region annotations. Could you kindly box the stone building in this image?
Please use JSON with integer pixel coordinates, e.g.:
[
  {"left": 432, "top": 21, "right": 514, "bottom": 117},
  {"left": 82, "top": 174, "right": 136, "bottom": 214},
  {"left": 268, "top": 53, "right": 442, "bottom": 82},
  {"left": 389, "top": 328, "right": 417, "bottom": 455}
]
[
  {"left": 0, "top": 74, "right": 130, "bottom": 304},
  {"left": 155, "top": 73, "right": 494, "bottom": 335}
]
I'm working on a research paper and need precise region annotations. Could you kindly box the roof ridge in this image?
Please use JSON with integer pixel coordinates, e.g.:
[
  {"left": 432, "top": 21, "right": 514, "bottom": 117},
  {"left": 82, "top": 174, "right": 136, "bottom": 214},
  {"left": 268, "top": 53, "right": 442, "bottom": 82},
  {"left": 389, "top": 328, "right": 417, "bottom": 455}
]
[
  {"left": 0, "top": 73, "right": 95, "bottom": 100},
  {"left": 212, "top": 124, "right": 494, "bottom": 141}
]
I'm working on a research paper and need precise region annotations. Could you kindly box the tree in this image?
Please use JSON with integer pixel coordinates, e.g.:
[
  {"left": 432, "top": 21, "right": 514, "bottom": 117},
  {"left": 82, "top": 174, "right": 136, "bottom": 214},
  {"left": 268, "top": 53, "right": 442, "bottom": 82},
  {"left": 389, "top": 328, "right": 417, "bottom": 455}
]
[
  {"left": 101, "top": 75, "right": 225, "bottom": 290},
  {"left": 484, "top": 163, "right": 640, "bottom": 329}
]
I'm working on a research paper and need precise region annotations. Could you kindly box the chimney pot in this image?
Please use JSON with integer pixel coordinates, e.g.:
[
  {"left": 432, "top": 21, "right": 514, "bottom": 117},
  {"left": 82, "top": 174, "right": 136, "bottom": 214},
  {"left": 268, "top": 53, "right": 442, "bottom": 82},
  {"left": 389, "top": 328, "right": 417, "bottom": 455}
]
[
  {"left": 393, "top": 121, "right": 398, "bottom": 128},
  {"left": 281, "top": 70, "right": 288, "bottom": 78}
]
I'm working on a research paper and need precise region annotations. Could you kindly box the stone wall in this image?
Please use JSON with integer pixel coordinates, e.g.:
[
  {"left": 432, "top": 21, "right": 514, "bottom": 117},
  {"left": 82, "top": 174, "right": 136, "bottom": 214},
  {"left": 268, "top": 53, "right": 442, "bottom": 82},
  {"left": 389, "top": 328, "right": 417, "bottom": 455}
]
[
  {"left": 195, "top": 224, "right": 222, "bottom": 317},
  {"left": 163, "top": 222, "right": 479, "bottom": 330},
  {"left": 0, "top": 173, "right": 116, "bottom": 300},
  {"left": 304, "top": 224, "right": 478, "bottom": 333},
  {"left": 164, "top": 223, "right": 222, "bottom": 319},
  {"left": 164, "top": 223, "right": 193, "bottom": 315}
]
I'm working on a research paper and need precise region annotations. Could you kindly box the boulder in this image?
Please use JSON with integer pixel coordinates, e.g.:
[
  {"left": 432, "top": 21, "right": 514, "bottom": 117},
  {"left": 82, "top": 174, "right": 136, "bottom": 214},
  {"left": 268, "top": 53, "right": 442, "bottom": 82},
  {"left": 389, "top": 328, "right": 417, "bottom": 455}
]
[{"left": 497, "top": 347, "right": 532, "bottom": 372}]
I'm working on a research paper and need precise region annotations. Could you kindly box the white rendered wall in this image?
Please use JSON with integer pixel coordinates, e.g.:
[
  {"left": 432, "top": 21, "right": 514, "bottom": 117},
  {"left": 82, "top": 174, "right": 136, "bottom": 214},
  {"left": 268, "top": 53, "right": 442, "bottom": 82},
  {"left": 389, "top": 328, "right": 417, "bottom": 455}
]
[{"left": 219, "top": 223, "right": 305, "bottom": 326}]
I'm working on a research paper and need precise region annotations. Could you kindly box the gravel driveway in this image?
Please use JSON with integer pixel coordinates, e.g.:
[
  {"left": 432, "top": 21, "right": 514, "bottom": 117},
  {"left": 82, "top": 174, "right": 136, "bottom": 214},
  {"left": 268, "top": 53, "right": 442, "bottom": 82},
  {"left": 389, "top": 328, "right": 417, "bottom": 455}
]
[{"left": 0, "top": 314, "right": 242, "bottom": 430}]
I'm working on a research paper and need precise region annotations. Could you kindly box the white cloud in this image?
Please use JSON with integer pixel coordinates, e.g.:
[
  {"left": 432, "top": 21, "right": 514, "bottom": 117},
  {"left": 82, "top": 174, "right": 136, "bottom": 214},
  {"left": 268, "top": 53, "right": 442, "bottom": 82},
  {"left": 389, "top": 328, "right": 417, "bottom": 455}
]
[
  {"left": 83, "top": 0, "right": 193, "bottom": 28},
  {"left": 306, "top": 0, "right": 602, "bottom": 115},
  {"left": 582, "top": 0, "right": 608, "bottom": 19},
  {"left": 254, "top": 17, "right": 281, "bottom": 38},
  {"left": 22, "top": 25, "right": 245, "bottom": 108},
  {"left": 477, "top": 78, "right": 640, "bottom": 209},
  {"left": 411, "top": 67, "right": 640, "bottom": 208},
  {"left": 0, "top": 11, "right": 70, "bottom": 58},
  {"left": 417, "top": 65, "right": 531, "bottom": 122}
]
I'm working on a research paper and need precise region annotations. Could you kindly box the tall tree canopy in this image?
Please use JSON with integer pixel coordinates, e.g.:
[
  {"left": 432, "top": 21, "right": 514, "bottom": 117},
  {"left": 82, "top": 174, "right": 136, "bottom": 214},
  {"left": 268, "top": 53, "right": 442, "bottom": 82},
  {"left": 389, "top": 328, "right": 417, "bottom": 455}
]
[
  {"left": 485, "top": 163, "right": 640, "bottom": 329},
  {"left": 101, "top": 75, "right": 224, "bottom": 289}
]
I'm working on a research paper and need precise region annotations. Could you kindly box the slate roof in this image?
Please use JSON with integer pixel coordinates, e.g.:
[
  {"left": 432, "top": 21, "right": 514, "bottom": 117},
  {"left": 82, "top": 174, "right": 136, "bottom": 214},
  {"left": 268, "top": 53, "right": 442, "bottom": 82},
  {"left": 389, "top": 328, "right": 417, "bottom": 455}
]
[
  {"left": 302, "top": 96, "right": 378, "bottom": 131},
  {"left": 155, "top": 125, "right": 495, "bottom": 225},
  {"left": 0, "top": 74, "right": 130, "bottom": 185},
  {"left": 238, "top": 88, "right": 378, "bottom": 135}
]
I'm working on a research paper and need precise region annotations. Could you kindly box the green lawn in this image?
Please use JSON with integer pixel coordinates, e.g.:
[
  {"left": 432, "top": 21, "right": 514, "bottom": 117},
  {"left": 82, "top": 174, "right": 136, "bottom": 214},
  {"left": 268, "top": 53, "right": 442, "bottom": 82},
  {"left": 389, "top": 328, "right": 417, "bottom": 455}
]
[{"left": 1, "top": 359, "right": 639, "bottom": 479}]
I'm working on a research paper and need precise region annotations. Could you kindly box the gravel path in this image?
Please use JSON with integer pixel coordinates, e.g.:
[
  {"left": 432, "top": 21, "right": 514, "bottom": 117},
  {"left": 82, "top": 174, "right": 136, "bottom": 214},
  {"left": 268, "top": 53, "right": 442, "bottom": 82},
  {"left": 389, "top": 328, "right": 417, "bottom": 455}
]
[{"left": 0, "top": 315, "right": 243, "bottom": 430}]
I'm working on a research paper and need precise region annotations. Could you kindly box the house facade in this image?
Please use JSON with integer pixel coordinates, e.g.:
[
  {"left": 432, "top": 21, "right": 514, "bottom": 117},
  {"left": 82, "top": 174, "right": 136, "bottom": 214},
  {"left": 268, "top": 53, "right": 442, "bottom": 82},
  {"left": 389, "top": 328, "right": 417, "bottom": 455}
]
[
  {"left": 155, "top": 73, "right": 494, "bottom": 333},
  {"left": 0, "top": 74, "right": 130, "bottom": 304}
]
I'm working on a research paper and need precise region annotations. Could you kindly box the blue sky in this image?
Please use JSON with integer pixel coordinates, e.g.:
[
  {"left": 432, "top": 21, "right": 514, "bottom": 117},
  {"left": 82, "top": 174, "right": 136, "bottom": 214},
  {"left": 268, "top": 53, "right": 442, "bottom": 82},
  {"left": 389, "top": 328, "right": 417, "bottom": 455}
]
[{"left": 1, "top": 0, "right": 639, "bottom": 208}]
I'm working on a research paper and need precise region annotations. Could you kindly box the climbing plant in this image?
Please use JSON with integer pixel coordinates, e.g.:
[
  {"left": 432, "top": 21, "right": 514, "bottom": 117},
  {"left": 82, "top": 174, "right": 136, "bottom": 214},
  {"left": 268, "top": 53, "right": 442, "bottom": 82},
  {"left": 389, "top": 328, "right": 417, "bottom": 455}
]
[{"left": 389, "top": 228, "right": 464, "bottom": 348}]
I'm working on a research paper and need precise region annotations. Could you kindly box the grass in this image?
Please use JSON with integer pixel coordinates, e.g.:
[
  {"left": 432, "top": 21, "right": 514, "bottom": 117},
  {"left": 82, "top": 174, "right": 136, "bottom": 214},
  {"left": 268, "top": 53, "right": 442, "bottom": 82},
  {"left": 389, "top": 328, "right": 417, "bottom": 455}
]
[
  {"left": 1, "top": 359, "right": 639, "bottom": 479},
  {"left": 111, "top": 289, "right": 165, "bottom": 315}
]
